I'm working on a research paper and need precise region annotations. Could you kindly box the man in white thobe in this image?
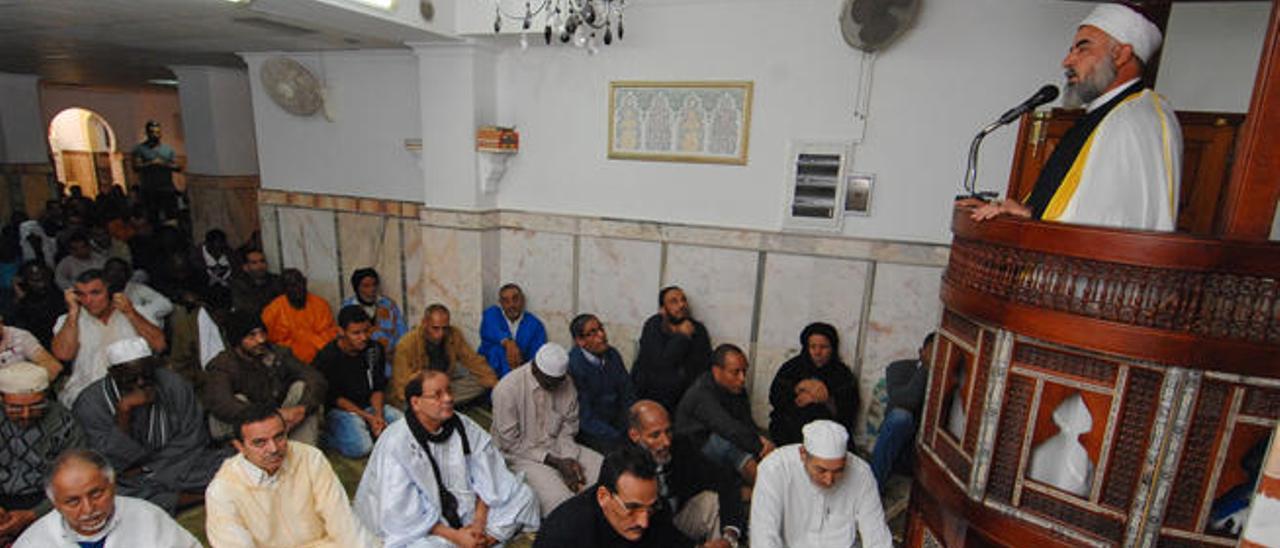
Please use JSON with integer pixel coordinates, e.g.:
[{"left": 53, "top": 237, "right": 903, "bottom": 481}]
[
  {"left": 971, "top": 3, "right": 1181, "bottom": 231},
  {"left": 750, "top": 420, "right": 892, "bottom": 548},
  {"left": 355, "top": 370, "right": 539, "bottom": 547},
  {"left": 14, "top": 448, "right": 199, "bottom": 548}
]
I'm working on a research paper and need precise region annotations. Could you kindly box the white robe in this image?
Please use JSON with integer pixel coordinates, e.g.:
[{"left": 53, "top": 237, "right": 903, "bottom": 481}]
[
  {"left": 1047, "top": 80, "right": 1182, "bottom": 231},
  {"left": 750, "top": 445, "right": 892, "bottom": 548},
  {"left": 354, "top": 414, "right": 540, "bottom": 548},
  {"left": 14, "top": 495, "right": 199, "bottom": 548}
]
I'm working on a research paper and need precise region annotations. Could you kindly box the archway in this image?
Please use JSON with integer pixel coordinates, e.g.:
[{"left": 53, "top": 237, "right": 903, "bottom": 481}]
[{"left": 47, "top": 107, "right": 126, "bottom": 198}]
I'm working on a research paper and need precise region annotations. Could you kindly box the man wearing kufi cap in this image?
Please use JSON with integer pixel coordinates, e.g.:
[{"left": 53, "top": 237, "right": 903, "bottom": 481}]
[
  {"left": 492, "top": 342, "right": 605, "bottom": 516},
  {"left": 0, "top": 362, "right": 86, "bottom": 544},
  {"left": 972, "top": 2, "right": 1182, "bottom": 231},
  {"left": 750, "top": 420, "right": 892, "bottom": 548},
  {"left": 72, "top": 337, "right": 233, "bottom": 513}
]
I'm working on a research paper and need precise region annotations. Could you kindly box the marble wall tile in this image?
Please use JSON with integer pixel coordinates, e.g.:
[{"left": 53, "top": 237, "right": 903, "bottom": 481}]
[
  {"left": 579, "top": 218, "right": 664, "bottom": 241},
  {"left": 277, "top": 207, "right": 341, "bottom": 310},
  {"left": 402, "top": 219, "right": 426, "bottom": 324},
  {"left": 498, "top": 211, "right": 579, "bottom": 234},
  {"left": 662, "top": 225, "right": 763, "bottom": 251},
  {"left": 663, "top": 244, "right": 759, "bottom": 352},
  {"left": 258, "top": 204, "right": 281, "bottom": 273},
  {"left": 860, "top": 263, "right": 944, "bottom": 439},
  {"left": 337, "top": 212, "right": 404, "bottom": 311},
  {"left": 498, "top": 229, "right": 576, "bottom": 349},
  {"left": 480, "top": 229, "right": 501, "bottom": 309},
  {"left": 751, "top": 253, "right": 871, "bottom": 426},
  {"left": 419, "top": 225, "right": 485, "bottom": 344},
  {"left": 577, "top": 237, "right": 663, "bottom": 365}
]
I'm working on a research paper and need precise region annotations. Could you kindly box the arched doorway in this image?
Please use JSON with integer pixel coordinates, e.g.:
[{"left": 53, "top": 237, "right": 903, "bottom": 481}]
[{"left": 48, "top": 107, "right": 126, "bottom": 198}]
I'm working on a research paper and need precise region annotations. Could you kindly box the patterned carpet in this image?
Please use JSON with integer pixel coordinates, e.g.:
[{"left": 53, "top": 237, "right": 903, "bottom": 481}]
[{"left": 175, "top": 406, "right": 908, "bottom": 547}]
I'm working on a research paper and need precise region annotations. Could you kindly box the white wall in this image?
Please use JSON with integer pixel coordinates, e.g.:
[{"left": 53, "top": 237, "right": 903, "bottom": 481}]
[
  {"left": 1157, "top": 2, "right": 1271, "bottom": 113},
  {"left": 242, "top": 50, "right": 424, "bottom": 201},
  {"left": 0, "top": 72, "right": 48, "bottom": 163},
  {"left": 173, "top": 66, "right": 260, "bottom": 176},
  {"left": 40, "top": 84, "right": 185, "bottom": 156}
]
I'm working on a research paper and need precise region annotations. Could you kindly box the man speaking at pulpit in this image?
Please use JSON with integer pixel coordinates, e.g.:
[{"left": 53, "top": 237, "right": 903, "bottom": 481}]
[{"left": 971, "top": 3, "right": 1182, "bottom": 231}]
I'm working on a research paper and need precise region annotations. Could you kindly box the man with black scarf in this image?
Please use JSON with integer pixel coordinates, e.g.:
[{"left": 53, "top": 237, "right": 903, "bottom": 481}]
[{"left": 354, "top": 370, "right": 539, "bottom": 547}]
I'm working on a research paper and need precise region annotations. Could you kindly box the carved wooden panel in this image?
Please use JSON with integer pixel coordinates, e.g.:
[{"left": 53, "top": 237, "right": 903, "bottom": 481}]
[
  {"left": 935, "top": 432, "right": 973, "bottom": 484},
  {"left": 942, "top": 310, "right": 980, "bottom": 347},
  {"left": 1102, "top": 367, "right": 1163, "bottom": 510},
  {"left": 1022, "top": 488, "right": 1124, "bottom": 541},
  {"left": 964, "top": 331, "right": 995, "bottom": 454},
  {"left": 989, "top": 374, "right": 1035, "bottom": 504},
  {"left": 1163, "top": 380, "right": 1231, "bottom": 529},
  {"left": 1013, "top": 342, "right": 1118, "bottom": 384},
  {"left": 1242, "top": 386, "right": 1280, "bottom": 419}
]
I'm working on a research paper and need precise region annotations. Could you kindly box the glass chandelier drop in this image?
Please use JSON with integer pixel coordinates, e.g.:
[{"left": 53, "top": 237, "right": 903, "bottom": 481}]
[{"left": 493, "top": 0, "right": 627, "bottom": 53}]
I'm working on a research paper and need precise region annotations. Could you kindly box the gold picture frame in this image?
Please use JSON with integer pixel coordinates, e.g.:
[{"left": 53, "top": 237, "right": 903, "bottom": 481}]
[{"left": 608, "top": 81, "right": 753, "bottom": 165}]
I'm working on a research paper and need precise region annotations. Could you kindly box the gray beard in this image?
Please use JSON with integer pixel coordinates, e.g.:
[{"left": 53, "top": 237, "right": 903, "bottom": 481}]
[{"left": 1062, "top": 55, "right": 1118, "bottom": 109}]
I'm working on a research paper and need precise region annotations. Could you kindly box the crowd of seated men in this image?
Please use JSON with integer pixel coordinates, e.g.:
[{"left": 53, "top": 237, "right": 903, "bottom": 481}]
[{"left": 0, "top": 197, "right": 931, "bottom": 547}]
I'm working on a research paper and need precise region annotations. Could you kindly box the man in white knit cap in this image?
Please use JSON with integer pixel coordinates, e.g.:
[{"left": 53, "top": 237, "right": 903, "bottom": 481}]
[
  {"left": 492, "top": 342, "right": 604, "bottom": 516},
  {"left": 972, "top": 2, "right": 1182, "bottom": 231},
  {"left": 750, "top": 420, "right": 892, "bottom": 548}
]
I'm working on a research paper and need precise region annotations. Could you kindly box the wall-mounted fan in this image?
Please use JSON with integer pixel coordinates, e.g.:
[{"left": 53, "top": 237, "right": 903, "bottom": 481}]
[
  {"left": 839, "top": 0, "right": 920, "bottom": 53},
  {"left": 260, "top": 56, "right": 324, "bottom": 117}
]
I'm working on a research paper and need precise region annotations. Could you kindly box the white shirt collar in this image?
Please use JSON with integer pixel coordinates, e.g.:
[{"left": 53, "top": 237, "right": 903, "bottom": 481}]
[
  {"left": 239, "top": 454, "right": 283, "bottom": 487},
  {"left": 1086, "top": 78, "right": 1142, "bottom": 112},
  {"left": 505, "top": 313, "right": 523, "bottom": 337}
]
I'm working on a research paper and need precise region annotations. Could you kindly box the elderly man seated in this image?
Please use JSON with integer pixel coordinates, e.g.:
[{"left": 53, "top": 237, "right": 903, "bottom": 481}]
[
  {"left": 478, "top": 283, "right": 548, "bottom": 379},
  {"left": 261, "top": 268, "right": 337, "bottom": 365},
  {"left": 675, "top": 344, "right": 774, "bottom": 485},
  {"left": 493, "top": 342, "right": 603, "bottom": 516},
  {"left": 750, "top": 420, "right": 892, "bottom": 548},
  {"left": 390, "top": 303, "right": 497, "bottom": 409},
  {"left": 14, "top": 449, "right": 199, "bottom": 547},
  {"left": 73, "top": 337, "right": 231, "bottom": 513},
  {"left": 202, "top": 311, "right": 327, "bottom": 444},
  {"left": 205, "top": 404, "right": 378, "bottom": 547},
  {"left": 567, "top": 313, "right": 636, "bottom": 453},
  {"left": 0, "top": 362, "right": 86, "bottom": 545},
  {"left": 355, "top": 370, "right": 540, "bottom": 546}
]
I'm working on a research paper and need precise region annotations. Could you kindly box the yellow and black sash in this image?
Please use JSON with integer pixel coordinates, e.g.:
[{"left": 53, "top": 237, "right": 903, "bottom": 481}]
[{"left": 1023, "top": 82, "right": 1145, "bottom": 219}]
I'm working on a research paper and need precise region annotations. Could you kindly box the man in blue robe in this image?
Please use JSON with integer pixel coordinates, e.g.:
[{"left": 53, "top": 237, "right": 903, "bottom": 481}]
[{"left": 478, "top": 284, "right": 548, "bottom": 379}]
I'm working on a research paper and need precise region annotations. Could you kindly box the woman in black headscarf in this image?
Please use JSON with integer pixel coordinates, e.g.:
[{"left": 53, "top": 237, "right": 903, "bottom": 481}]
[{"left": 767, "top": 322, "right": 860, "bottom": 447}]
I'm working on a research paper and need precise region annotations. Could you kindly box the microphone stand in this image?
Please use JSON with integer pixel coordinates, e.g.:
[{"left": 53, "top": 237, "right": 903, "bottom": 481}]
[{"left": 956, "top": 119, "right": 1003, "bottom": 202}]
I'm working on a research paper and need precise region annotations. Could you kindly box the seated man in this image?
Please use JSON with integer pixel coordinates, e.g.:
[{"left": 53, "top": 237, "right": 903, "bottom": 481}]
[
  {"left": 568, "top": 313, "right": 636, "bottom": 453},
  {"left": 492, "top": 342, "right": 604, "bottom": 516},
  {"left": 675, "top": 344, "right": 774, "bottom": 484},
  {"left": 205, "top": 404, "right": 378, "bottom": 547},
  {"left": 389, "top": 304, "right": 497, "bottom": 409},
  {"left": 52, "top": 269, "right": 167, "bottom": 407},
  {"left": 202, "top": 311, "right": 327, "bottom": 444},
  {"left": 53, "top": 231, "right": 106, "bottom": 290},
  {"left": 535, "top": 445, "right": 729, "bottom": 548},
  {"left": 0, "top": 362, "right": 86, "bottom": 545},
  {"left": 342, "top": 268, "right": 407, "bottom": 377},
  {"left": 229, "top": 247, "right": 281, "bottom": 318},
  {"left": 627, "top": 400, "right": 745, "bottom": 545},
  {"left": 261, "top": 268, "right": 337, "bottom": 365},
  {"left": 750, "top": 420, "right": 892, "bottom": 548},
  {"left": 870, "top": 332, "right": 935, "bottom": 491},
  {"left": 103, "top": 257, "right": 173, "bottom": 328},
  {"left": 631, "top": 286, "right": 712, "bottom": 412},
  {"left": 192, "top": 228, "right": 233, "bottom": 310},
  {"left": 11, "top": 261, "right": 66, "bottom": 349},
  {"left": 72, "top": 338, "right": 231, "bottom": 513},
  {"left": 15, "top": 449, "right": 199, "bottom": 547},
  {"left": 478, "top": 283, "right": 548, "bottom": 378},
  {"left": 767, "top": 322, "right": 859, "bottom": 447},
  {"left": 0, "top": 316, "right": 63, "bottom": 380},
  {"left": 355, "top": 370, "right": 539, "bottom": 546},
  {"left": 163, "top": 299, "right": 226, "bottom": 390},
  {"left": 315, "top": 306, "right": 404, "bottom": 459}
]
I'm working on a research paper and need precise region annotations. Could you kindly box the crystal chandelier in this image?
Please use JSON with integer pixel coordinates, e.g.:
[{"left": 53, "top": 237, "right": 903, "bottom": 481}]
[{"left": 493, "top": 0, "right": 627, "bottom": 53}]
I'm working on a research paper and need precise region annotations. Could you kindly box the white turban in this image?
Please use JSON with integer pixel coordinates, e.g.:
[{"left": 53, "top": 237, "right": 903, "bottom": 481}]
[
  {"left": 0, "top": 362, "right": 50, "bottom": 394},
  {"left": 105, "top": 337, "right": 151, "bottom": 367},
  {"left": 534, "top": 342, "right": 569, "bottom": 377},
  {"left": 802, "top": 420, "right": 849, "bottom": 460},
  {"left": 1080, "top": 4, "right": 1163, "bottom": 63}
]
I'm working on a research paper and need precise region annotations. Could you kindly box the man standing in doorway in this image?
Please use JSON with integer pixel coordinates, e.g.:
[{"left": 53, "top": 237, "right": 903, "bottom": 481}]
[{"left": 130, "top": 121, "right": 181, "bottom": 224}]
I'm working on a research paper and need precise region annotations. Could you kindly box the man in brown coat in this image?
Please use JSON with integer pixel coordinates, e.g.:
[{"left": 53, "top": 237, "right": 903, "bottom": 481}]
[{"left": 389, "top": 303, "right": 496, "bottom": 408}]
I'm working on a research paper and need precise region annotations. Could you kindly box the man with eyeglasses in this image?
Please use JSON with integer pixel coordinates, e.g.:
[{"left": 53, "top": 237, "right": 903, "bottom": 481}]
[
  {"left": 0, "top": 362, "right": 86, "bottom": 545},
  {"left": 534, "top": 445, "right": 730, "bottom": 548},
  {"left": 72, "top": 337, "right": 231, "bottom": 513},
  {"left": 567, "top": 313, "right": 635, "bottom": 453}
]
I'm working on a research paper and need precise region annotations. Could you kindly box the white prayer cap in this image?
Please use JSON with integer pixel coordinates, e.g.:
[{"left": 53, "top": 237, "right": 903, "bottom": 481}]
[
  {"left": 802, "top": 420, "right": 849, "bottom": 460},
  {"left": 534, "top": 342, "right": 569, "bottom": 377},
  {"left": 105, "top": 337, "right": 151, "bottom": 367},
  {"left": 0, "top": 362, "right": 50, "bottom": 394},
  {"left": 1080, "top": 4, "right": 1162, "bottom": 63}
]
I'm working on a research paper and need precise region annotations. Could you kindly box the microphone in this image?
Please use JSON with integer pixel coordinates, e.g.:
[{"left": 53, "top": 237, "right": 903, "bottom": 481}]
[
  {"left": 996, "top": 84, "right": 1059, "bottom": 126},
  {"left": 958, "top": 84, "right": 1059, "bottom": 200}
]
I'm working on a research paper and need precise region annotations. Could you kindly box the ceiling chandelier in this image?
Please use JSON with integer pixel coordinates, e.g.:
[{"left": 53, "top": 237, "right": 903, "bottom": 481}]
[{"left": 493, "top": 0, "right": 628, "bottom": 53}]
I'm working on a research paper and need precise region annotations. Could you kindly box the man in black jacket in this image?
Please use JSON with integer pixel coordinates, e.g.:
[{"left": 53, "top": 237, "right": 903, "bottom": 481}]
[
  {"left": 631, "top": 286, "right": 712, "bottom": 412},
  {"left": 674, "top": 344, "right": 774, "bottom": 485},
  {"left": 870, "top": 332, "right": 935, "bottom": 492}
]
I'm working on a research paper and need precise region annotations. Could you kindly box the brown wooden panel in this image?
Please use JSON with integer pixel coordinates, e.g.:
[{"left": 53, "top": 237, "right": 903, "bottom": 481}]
[
  {"left": 987, "top": 374, "right": 1035, "bottom": 504},
  {"left": 964, "top": 331, "right": 996, "bottom": 454},
  {"left": 1163, "top": 380, "right": 1231, "bottom": 529},
  {"left": 1012, "top": 342, "right": 1119, "bottom": 385},
  {"left": 943, "top": 310, "right": 981, "bottom": 347},
  {"left": 1102, "top": 367, "right": 1163, "bottom": 510},
  {"left": 1022, "top": 487, "right": 1124, "bottom": 542},
  {"left": 1219, "top": 1, "right": 1280, "bottom": 239},
  {"left": 1242, "top": 386, "right": 1280, "bottom": 419}
]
